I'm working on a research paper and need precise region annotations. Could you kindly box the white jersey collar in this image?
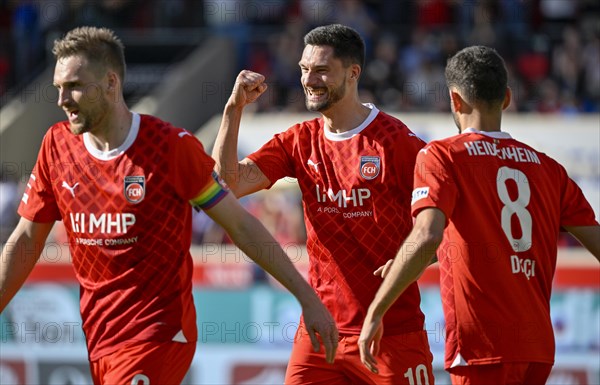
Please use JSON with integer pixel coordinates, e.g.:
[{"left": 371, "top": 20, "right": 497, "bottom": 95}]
[
  {"left": 462, "top": 127, "right": 512, "bottom": 139},
  {"left": 324, "top": 103, "right": 379, "bottom": 141},
  {"left": 84, "top": 112, "right": 140, "bottom": 160}
]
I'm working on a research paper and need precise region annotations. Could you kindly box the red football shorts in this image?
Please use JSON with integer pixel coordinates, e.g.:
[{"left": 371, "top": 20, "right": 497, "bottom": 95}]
[
  {"left": 449, "top": 362, "right": 552, "bottom": 385},
  {"left": 90, "top": 340, "right": 195, "bottom": 385},
  {"left": 285, "top": 322, "right": 434, "bottom": 385}
]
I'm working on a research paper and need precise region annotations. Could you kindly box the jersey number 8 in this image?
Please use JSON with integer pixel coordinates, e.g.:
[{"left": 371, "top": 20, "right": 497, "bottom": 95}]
[{"left": 496, "top": 166, "right": 532, "bottom": 252}]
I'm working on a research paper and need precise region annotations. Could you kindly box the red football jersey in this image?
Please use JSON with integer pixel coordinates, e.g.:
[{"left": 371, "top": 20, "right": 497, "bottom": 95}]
[
  {"left": 18, "top": 113, "right": 225, "bottom": 360},
  {"left": 248, "top": 104, "right": 427, "bottom": 334},
  {"left": 411, "top": 128, "right": 598, "bottom": 369}
]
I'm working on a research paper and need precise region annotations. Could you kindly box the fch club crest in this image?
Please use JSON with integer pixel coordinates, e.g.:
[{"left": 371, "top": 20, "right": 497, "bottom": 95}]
[
  {"left": 359, "top": 156, "right": 380, "bottom": 180},
  {"left": 124, "top": 176, "right": 145, "bottom": 204}
]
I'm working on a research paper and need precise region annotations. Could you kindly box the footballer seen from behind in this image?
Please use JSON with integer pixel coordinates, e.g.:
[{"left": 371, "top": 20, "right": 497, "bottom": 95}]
[{"left": 359, "top": 45, "right": 600, "bottom": 385}]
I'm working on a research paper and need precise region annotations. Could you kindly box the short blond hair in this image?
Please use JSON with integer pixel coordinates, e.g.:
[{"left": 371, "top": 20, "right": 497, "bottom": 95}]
[{"left": 52, "top": 26, "right": 126, "bottom": 82}]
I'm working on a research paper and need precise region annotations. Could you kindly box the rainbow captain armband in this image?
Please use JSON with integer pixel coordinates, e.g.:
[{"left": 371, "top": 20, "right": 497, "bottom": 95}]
[{"left": 190, "top": 171, "right": 228, "bottom": 210}]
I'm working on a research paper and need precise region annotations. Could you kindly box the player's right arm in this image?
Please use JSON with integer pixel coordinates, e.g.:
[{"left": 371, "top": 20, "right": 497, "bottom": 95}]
[
  {"left": 564, "top": 225, "right": 600, "bottom": 261},
  {"left": 0, "top": 217, "right": 54, "bottom": 312},
  {"left": 359, "top": 207, "right": 445, "bottom": 374},
  {"left": 212, "top": 70, "right": 271, "bottom": 198}
]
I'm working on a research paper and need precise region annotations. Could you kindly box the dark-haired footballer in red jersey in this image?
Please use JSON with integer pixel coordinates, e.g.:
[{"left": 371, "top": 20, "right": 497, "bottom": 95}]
[
  {"left": 213, "top": 25, "right": 434, "bottom": 383},
  {"left": 360, "top": 46, "right": 599, "bottom": 385},
  {"left": 246, "top": 105, "right": 434, "bottom": 384},
  {"left": 412, "top": 129, "right": 598, "bottom": 375}
]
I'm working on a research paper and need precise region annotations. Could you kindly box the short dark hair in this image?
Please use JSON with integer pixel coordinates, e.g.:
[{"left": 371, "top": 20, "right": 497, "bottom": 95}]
[
  {"left": 52, "top": 26, "right": 126, "bottom": 82},
  {"left": 445, "top": 46, "right": 507, "bottom": 105},
  {"left": 303, "top": 24, "right": 365, "bottom": 69}
]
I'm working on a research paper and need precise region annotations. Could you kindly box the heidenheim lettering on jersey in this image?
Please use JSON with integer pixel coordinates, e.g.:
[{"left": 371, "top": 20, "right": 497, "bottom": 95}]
[{"left": 464, "top": 141, "right": 541, "bottom": 164}]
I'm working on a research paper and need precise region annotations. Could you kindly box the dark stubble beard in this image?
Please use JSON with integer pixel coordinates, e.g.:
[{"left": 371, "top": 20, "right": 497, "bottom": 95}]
[{"left": 305, "top": 75, "right": 347, "bottom": 112}]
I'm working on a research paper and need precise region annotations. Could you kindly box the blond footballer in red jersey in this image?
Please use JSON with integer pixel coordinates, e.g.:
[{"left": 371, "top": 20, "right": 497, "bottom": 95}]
[
  {"left": 213, "top": 24, "right": 434, "bottom": 385},
  {"left": 19, "top": 112, "right": 221, "bottom": 361},
  {"left": 0, "top": 26, "right": 338, "bottom": 385},
  {"left": 359, "top": 46, "right": 600, "bottom": 385}
]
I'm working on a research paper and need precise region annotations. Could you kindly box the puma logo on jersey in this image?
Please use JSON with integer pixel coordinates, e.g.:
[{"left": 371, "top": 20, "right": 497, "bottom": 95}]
[
  {"left": 307, "top": 159, "right": 321, "bottom": 173},
  {"left": 62, "top": 181, "right": 79, "bottom": 197}
]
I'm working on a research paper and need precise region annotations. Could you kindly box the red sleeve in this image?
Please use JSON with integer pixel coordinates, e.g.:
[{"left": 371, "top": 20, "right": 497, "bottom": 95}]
[
  {"left": 395, "top": 129, "right": 426, "bottom": 188},
  {"left": 247, "top": 126, "right": 298, "bottom": 187},
  {"left": 557, "top": 163, "right": 599, "bottom": 226},
  {"left": 411, "top": 143, "right": 458, "bottom": 220},
  {"left": 169, "top": 130, "right": 217, "bottom": 201},
  {"left": 17, "top": 131, "right": 61, "bottom": 222}
]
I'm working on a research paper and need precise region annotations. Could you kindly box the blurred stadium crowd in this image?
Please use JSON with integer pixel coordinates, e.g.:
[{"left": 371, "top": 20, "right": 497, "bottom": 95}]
[
  {"left": 1, "top": 0, "right": 600, "bottom": 112},
  {"left": 1, "top": 0, "right": 598, "bottom": 246}
]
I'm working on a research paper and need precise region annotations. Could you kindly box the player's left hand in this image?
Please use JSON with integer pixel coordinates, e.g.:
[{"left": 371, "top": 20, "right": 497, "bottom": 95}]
[
  {"left": 373, "top": 259, "right": 394, "bottom": 278},
  {"left": 358, "top": 312, "right": 384, "bottom": 374}
]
